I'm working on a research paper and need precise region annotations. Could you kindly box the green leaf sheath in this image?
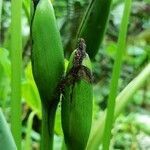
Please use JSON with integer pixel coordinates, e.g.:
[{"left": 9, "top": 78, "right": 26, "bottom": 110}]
[
  {"left": 61, "top": 40, "right": 93, "bottom": 150},
  {"left": 31, "top": 0, "right": 64, "bottom": 105},
  {"left": 62, "top": 80, "right": 93, "bottom": 150},
  {"left": 77, "top": 0, "right": 112, "bottom": 59},
  {"left": 31, "top": 0, "right": 64, "bottom": 149},
  {"left": 41, "top": 103, "right": 57, "bottom": 150}
]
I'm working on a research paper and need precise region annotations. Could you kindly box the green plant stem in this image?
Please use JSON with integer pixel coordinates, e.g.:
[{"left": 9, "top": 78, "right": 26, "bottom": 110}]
[
  {"left": 114, "top": 64, "right": 150, "bottom": 117},
  {"left": 87, "top": 63, "right": 150, "bottom": 150},
  {"left": 25, "top": 111, "right": 36, "bottom": 150},
  {"left": 102, "top": 0, "right": 132, "bottom": 149},
  {"left": 41, "top": 103, "right": 57, "bottom": 150},
  {"left": 61, "top": 140, "right": 67, "bottom": 150},
  {"left": 0, "top": 0, "right": 3, "bottom": 32},
  {"left": 10, "top": 0, "right": 22, "bottom": 149}
]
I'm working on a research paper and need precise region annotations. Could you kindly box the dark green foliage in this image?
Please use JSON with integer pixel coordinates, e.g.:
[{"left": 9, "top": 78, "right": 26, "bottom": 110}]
[{"left": 77, "top": 0, "right": 112, "bottom": 59}]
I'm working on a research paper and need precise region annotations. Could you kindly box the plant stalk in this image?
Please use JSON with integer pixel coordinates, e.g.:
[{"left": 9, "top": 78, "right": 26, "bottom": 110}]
[
  {"left": 41, "top": 102, "right": 57, "bottom": 150},
  {"left": 25, "top": 111, "right": 36, "bottom": 150},
  {"left": 0, "top": 0, "right": 3, "bottom": 32},
  {"left": 102, "top": 0, "right": 132, "bottom": 149},
  {"left": 10, "top": 0, "right": 22, "bottom": 149},
  {"left": 87, "top": 63, "right": 150, "bottom": 150}
]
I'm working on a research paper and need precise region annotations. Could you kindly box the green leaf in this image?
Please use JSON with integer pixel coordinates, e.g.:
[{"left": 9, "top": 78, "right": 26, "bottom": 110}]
[
  {"left": 103, "top": 0, "right": 132, "bottom": 148},
  {"left": 0, "top": 48, "right": 11, "bottom": 108},
  {"left": 77, "top": 0, "right": 112, "bottom": 59},
  {"left": 22, "top": 63, "right": 41, "bottom": 118},
  {"left": 0, "top": 108, "right": 17, "bottom": 150},
  {"left": 0, "top": 48, "right": 11, "bottom": 76}
]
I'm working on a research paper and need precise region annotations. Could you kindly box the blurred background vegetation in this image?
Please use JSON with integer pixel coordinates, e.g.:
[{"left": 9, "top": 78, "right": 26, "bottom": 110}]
[{"left": 0, "top": 0, "right": 150, "bottom": 149}]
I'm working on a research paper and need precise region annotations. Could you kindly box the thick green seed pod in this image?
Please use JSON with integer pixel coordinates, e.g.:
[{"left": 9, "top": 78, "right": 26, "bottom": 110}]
[
  {"left": 61, "top": 39, "right": 93, "bottom": 150},
  {"left": 77, "top": 0, "right": 112, "bottom": 59},
  {"left": 31, "top": 0, "right": 64, "bottom": 149},
  {"left": 31, "top": 0, "right": 64, "bottom": 105}
]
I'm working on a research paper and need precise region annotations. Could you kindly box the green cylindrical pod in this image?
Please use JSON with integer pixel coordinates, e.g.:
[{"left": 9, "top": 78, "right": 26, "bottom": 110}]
[
  {"left": 31, "top": 0, "right": 64, "bottom": 149},
  {"left": 31, "top": 0, "right": 64, "bottom": 105},
  {"left": 61, "top": 39, "right": 93, "bottom": 150}
]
